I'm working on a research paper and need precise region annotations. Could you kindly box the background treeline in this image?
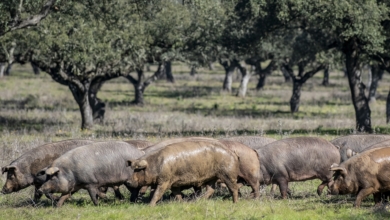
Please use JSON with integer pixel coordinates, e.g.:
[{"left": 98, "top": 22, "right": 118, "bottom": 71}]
[{"left": 1, "top": 0, "right": 390, "bottom": 133}]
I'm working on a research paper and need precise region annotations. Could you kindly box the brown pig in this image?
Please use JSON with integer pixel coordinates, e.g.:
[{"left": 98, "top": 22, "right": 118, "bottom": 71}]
[
  {"left": 1, "top": 139, "right": 95, "bottom": 200},
  {"left": 218, "top": 140, "right": 261, "bottom": 198},
  {"left": 257, "top": 137, "right": 340, "bottom": 198},
  {"left": 126, "top": 140, "right": 240, "bottom": 206},
  {"left": 144, "top": 137, "right": 261, "bottom": 198},
  {"left": 329, "top": 147, "right": 390, "bottom": 207}
]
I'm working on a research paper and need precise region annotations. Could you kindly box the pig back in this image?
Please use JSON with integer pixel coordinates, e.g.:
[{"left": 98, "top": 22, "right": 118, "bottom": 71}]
[
  {"left": 144, "top": 141, "right": 239, "bottom": 185},
  {"left": 143, "top": 137, "right": 219, "bottom": 154},
  {"left": 331, "top": 135, "right": 390, "bottom": 162},
  {"left": 10, "top": 139, "right": 95, "bottom": 175},
  {"left": 352, "top": 140, "right": 390, "bottom": 156},
  {"left": 257, "top": 137, "right": 340, "bottom": 183},
  {"left": 53, "top": 141, "right": 144, "bottom": 184},
  {"left": 123, "top": 140, "right": 153, "bottom": 149},
  {"left": 220, "top": 136, "right": 277, "bottom": 150}
]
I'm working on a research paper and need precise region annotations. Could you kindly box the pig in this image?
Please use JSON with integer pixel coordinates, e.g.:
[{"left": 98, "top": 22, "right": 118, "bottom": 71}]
[
  {"left": 37, "top": 141, "right": 144, "bottom": 207},
  {"left": 330, "top": 134, "right": 390, "bottom": 162},
  {"left": 217, "top": 140, "right": 261, "bottom": 198},
  {"left": 123, "top": 140, "right": 153, "bottom": 150},
  {"left": 329, "top": 147, "right": 390, "bottom": 207},
  {"left": 257, "top": 137, "right": 340, "bottom": 198},
  {"left": 345, "top": 139, "right": 390, "bottom": 159},
  {"left": 1, "top": 139, "right": 95, "bottom": 201},
  {"left": 220, "top": 136, "right": 277, "bottom": 150},
  {"left": 144, "top": 137, "right": 260, "bottom": 198},
  {"left": 126, "top": 140, "right": 240, "bottom": 206}
]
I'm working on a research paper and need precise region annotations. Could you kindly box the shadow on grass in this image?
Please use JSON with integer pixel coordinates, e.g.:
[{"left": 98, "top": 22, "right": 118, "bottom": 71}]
[{"left": 0, "top": 115, "right": 65, "bottom": 131}]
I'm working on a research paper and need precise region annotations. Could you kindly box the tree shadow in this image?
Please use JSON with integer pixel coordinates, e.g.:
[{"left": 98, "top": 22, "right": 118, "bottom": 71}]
[{"left": 0, "top": 115, "right": 65, "bottom": 131}]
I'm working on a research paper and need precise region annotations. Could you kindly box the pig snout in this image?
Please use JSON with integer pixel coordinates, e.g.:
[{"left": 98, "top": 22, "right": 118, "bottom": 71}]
[
  {"left": 328, "top": 186, "right": 339, "bottom": 195},
  {"left": 1, "top": 185, "right": 14, "bottom": 194}
]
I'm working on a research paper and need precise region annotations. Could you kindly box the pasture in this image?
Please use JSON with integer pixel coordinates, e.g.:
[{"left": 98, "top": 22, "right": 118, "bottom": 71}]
[{"left": 0, "top": 64, "right": 390, "bottom": 219}]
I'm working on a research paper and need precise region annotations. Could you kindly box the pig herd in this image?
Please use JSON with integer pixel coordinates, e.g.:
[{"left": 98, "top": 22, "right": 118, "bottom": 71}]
[{"left": 2, "top": 134, "right": 390, "bottom": 208}]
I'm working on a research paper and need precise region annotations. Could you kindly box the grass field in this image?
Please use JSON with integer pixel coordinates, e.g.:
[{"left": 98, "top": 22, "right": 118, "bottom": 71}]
[{"left": 1, "top": 63, "right": 390, "bottom": 219}]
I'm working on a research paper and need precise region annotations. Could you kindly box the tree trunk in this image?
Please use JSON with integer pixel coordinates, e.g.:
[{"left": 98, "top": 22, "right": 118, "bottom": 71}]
[
  {"left": 126, "top": 64, "right": 166, "bottom": 106},
  {"left": 0, "top": 63, "right": 5, "bottom": 77},
  {"left": 165, "top": 61, "right": 174, "bottom": 83},
  {"left": 344, "top": 39, "right": 372, "bottom": 133},
  {"left": 387, "top": 90, "right": 390, "bottom": 123},
  {"left": 280, "top": 66, "right": 291, "bottom": 82},
  {"left": 89, "top": 79, "right": 106, "bottom": 123},
  {"left": 298, "top": 63, "right": 304, "bottom": 78},
  {"left": 133, "top": 83, "right": 145, "bottom": 105},
  {"left": 256, "top": 60, "right": 275, "bottom": 90},
  {"left": 256, "top": 73, "right": 266, "bottom": 90},
  {"left": 322, "top": 65, "right": 329, "bottom": 86},
  {"left": 190, "top": 66, "right": 197, "bottom": 76},
  {"left": 236, "top": 65, "right": 251, "bottom": 97},
  {"left": 5, "top": 63, "right": 12, "bottom": 76},
  {"left": 208, "top": 62, "right": 214, "bottom": 70},
  {"left": 368, "top": 65, "right": 383, "bottom": 103},
  {"left": 220, "top": 59, "right": 239, "bottom": 92},
  {"left": 290, "top": 80, "right": 303, "bottom": 113},
  {"left": 69, "top": 81, "right": 94, "bottom": 130},
  {"left": 31, "top": 63, "right": 40, "bottom": 75}
]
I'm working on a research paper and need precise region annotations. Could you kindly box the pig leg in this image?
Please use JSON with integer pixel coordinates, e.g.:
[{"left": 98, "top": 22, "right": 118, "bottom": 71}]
[
  {"left": 373, "top": 192, "right": 382, "bottom": 206},
  {"left": 139, "top": 186, "right": 149, "bottom": 196},
  {"left": 203, "top": 183, "right": 216, "bottom": 199},
  {"left": 245, "top": 179, "right": 259, "bottom": 199},
  {"left": 219, "top": 174, "right": 238, "bottom": 203},
  {"left": 149, "top": 182, "right": 170, "bottom": 206},
  {"left": 87, "top": 187, "right": 101, "bottom": 206},
  {"left": 113, "top": 186, "right": 124, "bottom": 200},
  {"left": 171, "top": 187, "right": 183, "bottom": 201},
  {"left": 317, "top": 181, "right": 329, "bottom": 196},
  {"left": 56, "top": 193, "right": 71, "bottom": 207},
  {"left": 127, "top": 187, "right": 141, "bottom": 202},
  {"left": 270, "top": 184, "right": 291, "bottom": 197},
  {"left": 354, "top": 187, "right": 375, "bottom": 208},
  {"left": 33, "top": 187, "right": 43, "bottom": 201},
  {"left": 223, "top": 180, "right": 239, "bottom": 203},
  {"left": 270, "top": 184, "right": 277, "bottom": 196},
  {"left": 277, "top": 179, "right": 289, "bottom": 199}
]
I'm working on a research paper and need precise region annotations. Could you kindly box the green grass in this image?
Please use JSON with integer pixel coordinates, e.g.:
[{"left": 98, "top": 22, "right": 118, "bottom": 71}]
[
  {"left": 1, "top": 63, "right": 390, "bottom": 219},
  {"left": 1, "top": 183, "right": 390, "bottom": 219}
]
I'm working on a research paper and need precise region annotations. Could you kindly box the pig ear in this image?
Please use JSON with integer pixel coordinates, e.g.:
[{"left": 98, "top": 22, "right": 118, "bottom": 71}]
[
  {"left": 346, "top": 149, "right": 353, "bottom": 158},
  {"left": 133, "top": 160, "right": 148, "bottom": 170},
  {"left": 330, "top": 166, "right": 347, "bottom": 176},
  {"left": 2, "top": 166, "right": 17, "bottom": 174},
  {"left": 45, "top": 167, "right": 60, "bottom": 176}
]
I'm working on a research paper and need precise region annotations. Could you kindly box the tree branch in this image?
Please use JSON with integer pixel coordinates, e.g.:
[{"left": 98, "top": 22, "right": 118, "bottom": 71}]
[
  {"left": 143, "top": 62, "right": 165, "bottom": 89},
  {"left": 1, "top": 0, "right": 57, "bottom": 36},
  {"left": 300, "top": 64, "right": 325, "bottom": 83}
]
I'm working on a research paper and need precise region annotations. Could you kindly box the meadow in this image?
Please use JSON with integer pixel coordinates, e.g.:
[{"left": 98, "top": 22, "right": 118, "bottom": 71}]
[{"left": 0, "top": 63, "right": 390, "bottom": 219}]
